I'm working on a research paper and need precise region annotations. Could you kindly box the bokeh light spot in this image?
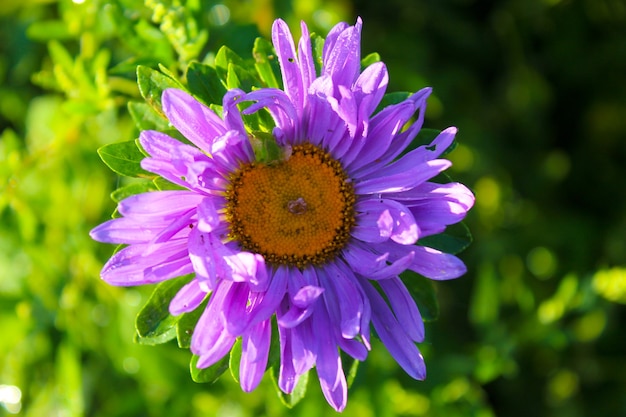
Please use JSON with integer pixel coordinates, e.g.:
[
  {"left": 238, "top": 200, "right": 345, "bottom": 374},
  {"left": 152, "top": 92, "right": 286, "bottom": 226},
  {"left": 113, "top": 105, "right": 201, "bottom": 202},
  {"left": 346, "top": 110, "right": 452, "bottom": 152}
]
[
  {"left": 208, "top": 4, "right": 230, "bottom": 26},
  {"left": 527, "top": 246, "right": 557, "bottom": 279}
]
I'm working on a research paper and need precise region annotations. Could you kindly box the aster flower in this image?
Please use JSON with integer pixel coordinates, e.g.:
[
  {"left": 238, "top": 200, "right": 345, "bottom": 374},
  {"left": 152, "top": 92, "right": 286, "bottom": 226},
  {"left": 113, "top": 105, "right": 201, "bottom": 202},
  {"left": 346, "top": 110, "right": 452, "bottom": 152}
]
[{"left": 91, "top": 18, "right": 474, "bottom": 411}]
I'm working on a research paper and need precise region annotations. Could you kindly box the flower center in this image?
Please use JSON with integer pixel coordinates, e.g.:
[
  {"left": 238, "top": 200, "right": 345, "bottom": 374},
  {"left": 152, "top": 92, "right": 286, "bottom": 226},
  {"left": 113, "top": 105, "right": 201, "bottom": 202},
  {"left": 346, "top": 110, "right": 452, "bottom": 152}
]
[{"left": 225, "top": 143, "right": 355, "bottom": 267}]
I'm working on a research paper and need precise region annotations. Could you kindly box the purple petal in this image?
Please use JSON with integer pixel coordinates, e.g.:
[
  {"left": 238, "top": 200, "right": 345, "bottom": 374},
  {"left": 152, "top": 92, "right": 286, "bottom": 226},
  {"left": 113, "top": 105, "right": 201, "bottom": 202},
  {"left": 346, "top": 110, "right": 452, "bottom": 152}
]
[
  {"left": 322, "top": 18, "right": 362, "bottom": 89},
  {"left": 162, "top": 89, "right": 228, "bottom": 151},
  {"left": 101, "top": 239, "right": 192, "bottom": 286},
  {"left": 192, "top": 281, "right": 236, "bottom": 367},
  {"left": 318, "top": 261, "right": 364, "bottom": 339},
  {"left": 410, "top": 246, "right": 467, "bottom": 280},
  {"left": 345, "top": 99, "right": 415, "bottom": 171},
  {"left": 222, "top": 282, "right": 251, "bottom": 335},
  {"left": 297, "top": 21, "right": 316, "bottom": 92},
  {"left": 353, "top": 87, "right": 432, "bottom": 179},
  {"left": 356, "top": 159, "right": 452, "bottom": 194},
  {"left": 90, "top": 217, "right": 162, "bottom": 244},
  {"left": 277, "top": 324, "right": 297, "bottom": 393},
  {"left": 311, "top": 307, "right": 348, "bottom": 412},
  {"left": 188, "top": 228, "right": 268, "bottom": 291},
  {"left": 169, "top": 279, "right": 208, "bottom": 315},
  {"left": 272, "top": 19, "right": 305, "bottom": 112},
  {"left": 221, "top": 89, "right": 248, "bottom": 134},
  {"left": 379, "top": 277, "right": 424, "bottom": 342},
  {"left": 240, "top": 319, "right": 271, "bottom": 392},
  {"left": 353, "top": 198, "right": 419, "bottom": 244},
  {"left": 361, "top": 279, "right": 426, "bottom": 380},
  {"left": 353, "top": 61, "right": 389, "bottom": 119},
  {"left": 374, "top": 241, "right": 468, "bottom": 280},
  {"left": 246, "top": 266, "right": 288, "bottom": 329},
  {"left": 117, "top": 190, "right": 204, "bottom": 220}
]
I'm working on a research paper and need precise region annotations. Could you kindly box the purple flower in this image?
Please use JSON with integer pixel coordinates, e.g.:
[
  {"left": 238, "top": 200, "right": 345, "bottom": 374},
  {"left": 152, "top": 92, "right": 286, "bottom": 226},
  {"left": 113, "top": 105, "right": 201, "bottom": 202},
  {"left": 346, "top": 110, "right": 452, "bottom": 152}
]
[{"left": 91, "top": 18, "right": 474, "bottom": 411}]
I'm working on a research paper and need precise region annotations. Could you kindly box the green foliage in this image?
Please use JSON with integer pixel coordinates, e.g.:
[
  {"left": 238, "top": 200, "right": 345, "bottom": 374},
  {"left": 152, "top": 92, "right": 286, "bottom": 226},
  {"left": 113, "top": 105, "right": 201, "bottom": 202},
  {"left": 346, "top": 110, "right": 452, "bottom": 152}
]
[
  {"left": 97, "top": 140, "right": 153, "bottom": 178},
  {"left": 135, "top": 275, "right": 193, "bottom": 345}
]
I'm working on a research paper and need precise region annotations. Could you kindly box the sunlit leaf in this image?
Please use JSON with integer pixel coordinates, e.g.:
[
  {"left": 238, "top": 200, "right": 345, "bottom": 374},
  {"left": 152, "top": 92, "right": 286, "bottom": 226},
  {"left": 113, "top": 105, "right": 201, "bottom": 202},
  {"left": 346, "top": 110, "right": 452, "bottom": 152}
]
[
  {"left": 229, "top": 338, "right": 242, "bottom": 383},
  {"left": 110, "top": 182, "right": 157, "bottom": 203},
  {"left": 361, "top": 52, "right": 381, "bottom": 68},
  {"left": 186, "top": 62, "right": 228, "bottom": 106},
  {"left": 97, "top": 140, "right": 153, "bottom": 178},
  {"left": 127, "top": 101, "right": 170, "bottom": 131},
  {"left": 135, "top": 275, "right": 194, "bottom": 345},
  {"left": 190, "top": 354, "right": 230, "bottom": 384},
  {"left": 136, "top": 65, "right": 183, "bottom": 116},
  {"left": 253, "top": 37, "right": 281, "bottom": 89}
]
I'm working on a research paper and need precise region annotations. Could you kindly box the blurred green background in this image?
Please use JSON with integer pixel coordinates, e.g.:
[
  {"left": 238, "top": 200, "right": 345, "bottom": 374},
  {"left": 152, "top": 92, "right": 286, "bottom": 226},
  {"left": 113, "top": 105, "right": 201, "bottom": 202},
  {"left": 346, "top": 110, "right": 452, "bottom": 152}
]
[{"left": 1, "top": 0, "right": 625, "bottom": 416}]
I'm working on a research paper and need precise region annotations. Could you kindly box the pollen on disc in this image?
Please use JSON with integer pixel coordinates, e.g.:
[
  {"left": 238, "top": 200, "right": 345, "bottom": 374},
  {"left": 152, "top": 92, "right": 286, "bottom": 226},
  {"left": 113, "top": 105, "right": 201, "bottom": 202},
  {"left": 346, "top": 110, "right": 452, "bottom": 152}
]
[{"left": 225, "top": 143, "right": 355, "bottom": 267}]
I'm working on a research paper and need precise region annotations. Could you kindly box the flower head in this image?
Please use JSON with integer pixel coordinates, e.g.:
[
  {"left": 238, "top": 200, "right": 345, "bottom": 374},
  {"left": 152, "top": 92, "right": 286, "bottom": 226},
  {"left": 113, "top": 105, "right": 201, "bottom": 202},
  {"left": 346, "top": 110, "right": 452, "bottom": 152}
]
[{"left": 91, "top": 18, "right": 474, "bottom": 411}]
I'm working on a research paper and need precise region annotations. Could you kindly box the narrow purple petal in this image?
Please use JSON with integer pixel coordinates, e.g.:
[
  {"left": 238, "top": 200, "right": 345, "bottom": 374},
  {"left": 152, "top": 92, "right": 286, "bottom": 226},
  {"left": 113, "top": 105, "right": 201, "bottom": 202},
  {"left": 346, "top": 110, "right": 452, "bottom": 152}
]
[
  {"left": 240, "top": 319, "right": 272, "bottom": 392},
  {"left": 223, "top": 282, "right": 250, "bottom": 335},
  {"left": 317, "top": 262, "right": 363, "bottom": 339},
  {"left": 312, "top": 307, "right": 348, "bottom": 412},
  {"left": 352, "top": 87, "right": 432, "bottom": 179},
  {"left": 162, "top": 89, "right": 227, "bottom": 151},
  {"left": 356, "top": 159, "right": 452, "bottom": 194},
  {"left": 345, "top": 99, "right": 415, "bottom": 170},
  {"left": 297, "top": 21, "right": 316, "bottom": 91},
  {"left": 277, "top": 322, "right": 297, "bottom": 393},
  {"left": 117, "top": 190, "right": 203, "bottom": 220},
  {"left": 360, "top": 279, "right": 426, "bottom": 380},
  {"left": 322, "top": 18, "right": 362, "bottom": 89},
  {"left": 90, "top": 217, "right": 162, "bottom": 244},
  {"left": 272, "top": 19, "right": 305, "bottom": 112},
  {"left": 379, "top": 277, "right": 425, "bottom": 342},
  {"left": 101, "top": 239, "right": 191, "bottom": 286},
  {"left": 246, "top": 266, "right": 288, "bottom": 328},
  {"left": 410, "top": 246, "right": 468, "bottom": 280},
  {"left": 192, "top": 281, "right": 236, "bottom": 367}
]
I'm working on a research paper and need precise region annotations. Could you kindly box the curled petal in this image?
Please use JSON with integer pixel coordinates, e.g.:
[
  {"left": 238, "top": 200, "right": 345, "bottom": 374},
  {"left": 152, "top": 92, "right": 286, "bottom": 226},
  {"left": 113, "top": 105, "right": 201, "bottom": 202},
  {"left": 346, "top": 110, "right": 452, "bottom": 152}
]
[{"left": 169, "top": 279, "right": 209, "bottom": 316}]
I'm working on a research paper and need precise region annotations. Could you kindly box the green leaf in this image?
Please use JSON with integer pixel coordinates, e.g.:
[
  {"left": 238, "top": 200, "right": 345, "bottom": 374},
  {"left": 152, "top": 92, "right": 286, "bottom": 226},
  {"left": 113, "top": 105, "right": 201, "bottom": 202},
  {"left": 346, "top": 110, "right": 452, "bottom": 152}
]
[
  {"left": 97, "top": 140, "right": 153, "bottom": 178},
  {"left": 253, "top": 37, "right": 281, "bottom": 89},
  {"left": 226, "top": 63, "right": 257, "bottom": 92},
  {"left": 190, "top": 354, "right": 230, "bottom": 384},
  {"left": 136, "top": 65, "right": 184, "bottom": 116},
  {"left": 229, "top": 338, "right": 242, "bottom": 383},
  {"left": 127, "top": 101, "right": 170, "bottom": 131},
  {"left": 361, "top": 52, "right": 381, "bottom": 68},
  {"left": 186, "top": 62, "right": 228, "bottom": 106},
  {"left": 135, "top": 275, "right": 194, "bottom": 345},
  {"left": 419, "top": 221, "right": 472, "bottom": 255},
  {"left": 400, "top": 270, "right": 439, "bottom": 322},
  {"left": 176, "top": 297, "right": 208, "bottom": 349},
  {"left": 214, "top": 46, "right": 246, "bottom": 81},
  {"left": 110, "top": 181, "right": 157, "bottom": 203},
  {"left": 249, "top": 131, "right": 284, "bottom": 164},
  {"left": 311, "top": 35, "right": 325, "bottom": 76},
  {"left": 271, "top": 366, "right": 310, "bottom": 408}
]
